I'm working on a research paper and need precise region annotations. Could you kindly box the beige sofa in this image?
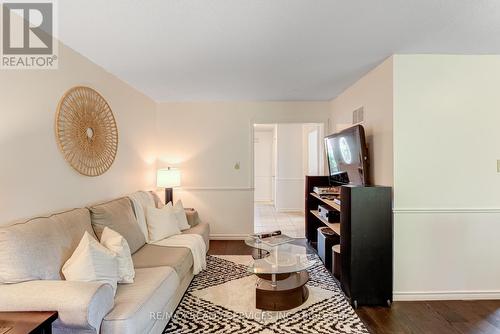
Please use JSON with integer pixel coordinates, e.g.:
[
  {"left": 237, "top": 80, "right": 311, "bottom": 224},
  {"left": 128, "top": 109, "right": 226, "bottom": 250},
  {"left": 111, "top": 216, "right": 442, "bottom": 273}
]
[{"left": 0, "top": 191, "right": 209, "bottom": 334}]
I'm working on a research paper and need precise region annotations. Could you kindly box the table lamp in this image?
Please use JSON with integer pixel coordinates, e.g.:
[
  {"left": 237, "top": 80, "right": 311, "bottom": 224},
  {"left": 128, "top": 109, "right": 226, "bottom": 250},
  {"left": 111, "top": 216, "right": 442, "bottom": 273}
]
[{"left": 156, "top": 167, "right": 181, "bottom": 204}]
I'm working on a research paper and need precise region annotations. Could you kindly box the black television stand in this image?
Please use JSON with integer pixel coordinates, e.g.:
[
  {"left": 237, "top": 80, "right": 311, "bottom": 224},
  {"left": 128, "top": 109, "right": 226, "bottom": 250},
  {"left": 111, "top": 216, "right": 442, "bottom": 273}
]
[{"left": 305, "top": 176, "right": 393, "bottom": 307}]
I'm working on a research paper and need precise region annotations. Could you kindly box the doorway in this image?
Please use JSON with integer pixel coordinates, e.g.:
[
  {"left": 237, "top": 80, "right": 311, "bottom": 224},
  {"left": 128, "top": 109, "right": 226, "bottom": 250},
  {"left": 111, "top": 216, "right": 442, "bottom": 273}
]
[{"left": 253, "top": 123, "right": 324, "bottom": 238}]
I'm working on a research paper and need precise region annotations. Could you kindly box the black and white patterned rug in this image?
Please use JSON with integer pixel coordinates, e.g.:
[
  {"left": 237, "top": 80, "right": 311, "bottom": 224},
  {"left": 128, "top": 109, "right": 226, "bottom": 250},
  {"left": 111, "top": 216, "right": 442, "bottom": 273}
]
[{"left": 164, "top": 255, "right": 368, "bottom": 334}]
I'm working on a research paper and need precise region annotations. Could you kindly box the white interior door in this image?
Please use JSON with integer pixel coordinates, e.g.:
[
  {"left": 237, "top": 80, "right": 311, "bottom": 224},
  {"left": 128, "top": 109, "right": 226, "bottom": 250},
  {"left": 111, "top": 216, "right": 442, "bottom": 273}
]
[
  {"left": 304, "top": 123, "right": 324, "bottom": 176},
  {"left": 308, "top": 129, "right": 319, "bottom": 175},
  {"left": 275, "top": 123, "right": 304, "bottom": 211},
  {"left": 254, "top": 130, "right": 273, "bottom": 202}
]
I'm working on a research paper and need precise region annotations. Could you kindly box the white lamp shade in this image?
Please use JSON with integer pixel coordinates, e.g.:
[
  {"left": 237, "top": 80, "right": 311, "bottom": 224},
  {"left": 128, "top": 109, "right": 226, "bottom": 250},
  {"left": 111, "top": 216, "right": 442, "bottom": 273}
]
[{"left": 157, "top": 168, "right": 181, "bottom": 188}]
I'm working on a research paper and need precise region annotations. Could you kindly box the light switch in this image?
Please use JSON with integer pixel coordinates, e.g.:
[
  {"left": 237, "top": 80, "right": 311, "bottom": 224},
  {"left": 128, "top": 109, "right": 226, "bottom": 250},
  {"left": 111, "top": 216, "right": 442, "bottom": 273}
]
[{"left": 497, "top": 160, "right": 500, "bottom": 173}]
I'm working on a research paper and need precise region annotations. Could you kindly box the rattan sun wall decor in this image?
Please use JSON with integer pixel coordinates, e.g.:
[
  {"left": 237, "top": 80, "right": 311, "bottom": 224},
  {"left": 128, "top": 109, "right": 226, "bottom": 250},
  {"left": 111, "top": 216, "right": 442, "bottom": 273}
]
[{"left": 55, "top": 86, "right": 118, "bottom": 176}]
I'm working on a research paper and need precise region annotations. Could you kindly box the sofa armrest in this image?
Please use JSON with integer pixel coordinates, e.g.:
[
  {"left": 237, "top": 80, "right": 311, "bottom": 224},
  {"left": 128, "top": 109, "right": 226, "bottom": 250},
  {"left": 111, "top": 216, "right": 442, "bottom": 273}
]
[{"left": 0, "top": 280, "right": 114, "bottom": 331}]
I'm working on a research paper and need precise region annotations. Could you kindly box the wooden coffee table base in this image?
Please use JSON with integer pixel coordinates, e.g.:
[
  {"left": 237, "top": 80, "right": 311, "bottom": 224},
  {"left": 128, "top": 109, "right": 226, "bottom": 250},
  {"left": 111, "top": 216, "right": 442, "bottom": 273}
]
[{"left": 255, "top": 271, "right": 309, "bottom": 311}]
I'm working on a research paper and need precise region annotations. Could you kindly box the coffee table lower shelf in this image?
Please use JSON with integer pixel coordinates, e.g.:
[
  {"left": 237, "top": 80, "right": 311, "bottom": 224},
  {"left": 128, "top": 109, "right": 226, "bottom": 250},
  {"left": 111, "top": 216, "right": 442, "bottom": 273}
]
[{"left": 255, "top": 271, "right": 309, "bottom": 311}]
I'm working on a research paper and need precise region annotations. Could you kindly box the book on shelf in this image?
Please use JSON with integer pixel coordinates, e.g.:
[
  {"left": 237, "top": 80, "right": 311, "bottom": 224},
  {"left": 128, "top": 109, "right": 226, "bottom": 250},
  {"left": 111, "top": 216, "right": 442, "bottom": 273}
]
[
  {"left": 251, "top": 230, "right": 281, "bottom": 239},
  {"left": 250, "top": 230, "right": 294, "bottom": 246},
  {"left": 313, "top": 186, "right": 340, "bottom": 195}
]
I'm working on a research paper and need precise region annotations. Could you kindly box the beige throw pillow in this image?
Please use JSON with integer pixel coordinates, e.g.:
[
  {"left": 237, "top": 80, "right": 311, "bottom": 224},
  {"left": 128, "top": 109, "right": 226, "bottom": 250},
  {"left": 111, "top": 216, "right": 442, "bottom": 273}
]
[
  {"left": 89, "top": 198, "right": 146, "bottom": 254},
  {"left": 185, "top": 209, "right": 201, "bottom": 228},
  {"left": 62, "top": 232, "right": 119, "bottom": 292},
  {"left": 149, "top": 191, "right": 165, "bottom": 209},
  {"left": 145, "top": 205, "right": 181, "bottom": 242},
  {"left": 100, "top": 227, "right": 135, "bottom": 284}
]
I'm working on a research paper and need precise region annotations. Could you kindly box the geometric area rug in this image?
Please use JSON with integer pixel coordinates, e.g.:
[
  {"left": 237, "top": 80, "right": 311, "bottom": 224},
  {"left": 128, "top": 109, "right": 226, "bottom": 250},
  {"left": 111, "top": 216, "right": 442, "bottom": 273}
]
[{"left": 164, "top": 255, "right": 369, "bottom": 333}]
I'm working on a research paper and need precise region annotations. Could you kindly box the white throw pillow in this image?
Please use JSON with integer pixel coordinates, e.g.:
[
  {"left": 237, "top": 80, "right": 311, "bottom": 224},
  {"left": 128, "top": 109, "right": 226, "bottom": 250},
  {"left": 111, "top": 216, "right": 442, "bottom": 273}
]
[
  {"left": 146, "top": 205, "right": 181, "bottom": 242},
  {"left": 62, "top": 232, "right": 119, "bottom": 292},
  {"left": 173, "top": 200, "right": 191, "bottom": 231},
  {"left": 100, "top": 227, "right": 135, "bottom": 284}
]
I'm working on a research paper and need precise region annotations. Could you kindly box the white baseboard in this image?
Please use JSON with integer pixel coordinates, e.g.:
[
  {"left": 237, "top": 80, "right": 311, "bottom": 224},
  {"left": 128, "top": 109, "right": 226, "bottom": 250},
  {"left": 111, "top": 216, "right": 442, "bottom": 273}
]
[
  {"left": 394, "top": 290, "right": 500, "bottom": 301},
  {"left": 210, "top": 234, "right": 248, "bottom": 240}
]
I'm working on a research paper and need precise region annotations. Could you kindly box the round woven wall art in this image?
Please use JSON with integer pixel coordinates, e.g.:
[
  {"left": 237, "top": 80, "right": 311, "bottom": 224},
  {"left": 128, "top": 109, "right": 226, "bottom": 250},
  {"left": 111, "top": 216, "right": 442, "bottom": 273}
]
[{"left": 55, "top": 86, "right": 118, "bottom": 176}]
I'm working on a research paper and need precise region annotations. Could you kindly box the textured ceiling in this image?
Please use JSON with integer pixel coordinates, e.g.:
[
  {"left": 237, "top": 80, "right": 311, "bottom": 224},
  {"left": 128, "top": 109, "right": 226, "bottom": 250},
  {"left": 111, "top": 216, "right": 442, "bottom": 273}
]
[{"left": 57, "top": 0, "right": 500, "bottom": 101}]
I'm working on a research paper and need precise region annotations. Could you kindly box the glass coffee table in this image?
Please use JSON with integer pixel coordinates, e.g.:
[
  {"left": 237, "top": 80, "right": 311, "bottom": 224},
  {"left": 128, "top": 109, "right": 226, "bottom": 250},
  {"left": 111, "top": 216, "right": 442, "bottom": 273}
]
[{"left": 245, "top": 236, "right": 315, "bottom": 311}]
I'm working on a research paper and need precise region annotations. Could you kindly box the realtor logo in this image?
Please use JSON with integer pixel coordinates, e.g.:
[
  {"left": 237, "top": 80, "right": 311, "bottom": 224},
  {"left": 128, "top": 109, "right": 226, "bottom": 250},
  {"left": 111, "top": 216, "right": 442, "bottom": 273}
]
[{"left": 1, "top": 0, "right": 58, "bottom": 69}]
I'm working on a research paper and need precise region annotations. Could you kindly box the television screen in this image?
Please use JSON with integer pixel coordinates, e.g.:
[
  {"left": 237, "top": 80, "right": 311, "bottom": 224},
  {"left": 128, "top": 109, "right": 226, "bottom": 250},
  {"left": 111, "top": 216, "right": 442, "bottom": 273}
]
[{"left": 324, "top": 125, "right": 369, "bottom": 186}]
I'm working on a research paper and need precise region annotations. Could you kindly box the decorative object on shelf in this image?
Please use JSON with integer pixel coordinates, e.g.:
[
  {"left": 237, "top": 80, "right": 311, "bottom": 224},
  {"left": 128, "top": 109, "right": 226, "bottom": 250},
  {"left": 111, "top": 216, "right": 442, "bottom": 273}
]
[
  {"left": 157, "top": 167, "right": 181, "bottom": 204},
  {"left": 55, "top": 86, "right": 118, "bottom": 177}
]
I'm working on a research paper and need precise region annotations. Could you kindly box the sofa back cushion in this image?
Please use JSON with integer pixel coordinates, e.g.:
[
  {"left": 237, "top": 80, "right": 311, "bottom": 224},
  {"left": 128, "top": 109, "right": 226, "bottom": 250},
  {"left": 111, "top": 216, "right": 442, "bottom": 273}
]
[
  {"left": 0, "top": 208, "right": 95, "bottom": 283},
  {"left": 89, "top": 197, "right": 146, "bottom": 254},
  {"left": 128, "top": 191, "right": 156, "bottom": 242},
  {"left": 149, "top": 191, "right": 164, "bottom": 208}
]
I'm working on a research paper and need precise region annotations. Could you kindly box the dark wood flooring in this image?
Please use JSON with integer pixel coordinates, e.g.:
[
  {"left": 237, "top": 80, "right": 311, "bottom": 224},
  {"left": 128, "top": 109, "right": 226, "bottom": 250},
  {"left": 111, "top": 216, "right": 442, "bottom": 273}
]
[{"left": 208, "top": 240, "right": 500, "bottom": 334}]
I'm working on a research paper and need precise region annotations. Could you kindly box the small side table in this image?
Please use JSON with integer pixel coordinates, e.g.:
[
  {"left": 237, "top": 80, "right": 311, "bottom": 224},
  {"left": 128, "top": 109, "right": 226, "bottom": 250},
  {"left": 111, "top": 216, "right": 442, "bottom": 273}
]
[{"left": 0, "top": 312, "right": 58, "bottom": 334}]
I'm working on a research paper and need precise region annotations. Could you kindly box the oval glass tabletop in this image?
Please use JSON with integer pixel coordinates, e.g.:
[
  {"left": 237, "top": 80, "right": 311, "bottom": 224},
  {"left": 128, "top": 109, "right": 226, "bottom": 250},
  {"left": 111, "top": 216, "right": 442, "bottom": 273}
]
[
  {"left": 245, "top": 236, "right": 314, "bottom": 253},
  {"left": 245, "top": 236, "right": 315, "bottom": 274}
]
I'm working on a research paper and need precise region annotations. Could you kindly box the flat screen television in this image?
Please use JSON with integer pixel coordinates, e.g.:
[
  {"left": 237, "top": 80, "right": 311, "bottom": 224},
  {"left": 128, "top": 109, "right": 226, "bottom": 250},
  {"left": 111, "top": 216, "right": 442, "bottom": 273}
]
[{"left": 324, "top": 125, "right": 369, "bottom": 186}]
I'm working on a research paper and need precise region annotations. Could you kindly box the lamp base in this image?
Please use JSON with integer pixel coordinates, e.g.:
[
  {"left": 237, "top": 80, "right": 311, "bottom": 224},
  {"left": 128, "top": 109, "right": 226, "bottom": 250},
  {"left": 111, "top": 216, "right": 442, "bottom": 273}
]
[{"left": 165, "top": 188, "right": 173, "bottom": 205}]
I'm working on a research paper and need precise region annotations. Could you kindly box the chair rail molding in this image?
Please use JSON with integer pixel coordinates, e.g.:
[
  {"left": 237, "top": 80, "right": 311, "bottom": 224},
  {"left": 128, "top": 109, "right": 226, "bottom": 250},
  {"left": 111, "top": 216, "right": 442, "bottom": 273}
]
[{"left": 179, "top": 187, "right": 254, "bottom": 191}]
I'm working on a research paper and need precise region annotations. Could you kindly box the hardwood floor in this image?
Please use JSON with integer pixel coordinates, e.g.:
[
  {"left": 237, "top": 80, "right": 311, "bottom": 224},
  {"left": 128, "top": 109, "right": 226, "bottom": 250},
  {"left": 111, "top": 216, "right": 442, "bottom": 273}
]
[
  {"left": 208, "top": 240, "right": 255, "bottom": 256},
  {"left": 208, "top": 240, "right": 500, "bottom": 334},
  {"left": 357, "top": 301, "right": 500, "bottom": 334}
]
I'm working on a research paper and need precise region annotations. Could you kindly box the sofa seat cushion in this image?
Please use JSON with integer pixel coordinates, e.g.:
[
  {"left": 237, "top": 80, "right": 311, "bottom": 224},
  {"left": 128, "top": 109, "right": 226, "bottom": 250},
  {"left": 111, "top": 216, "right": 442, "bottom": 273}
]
[
  {"left": 89, "top": 197, "right": 146, "bottom": 254},
  {"left": 132, "top": 245, "right": 193, "bottom": 279},
  {"left": 182, "top": 222, "right": 210, "bottom": 251},
  {"left": 0, "top": 208, "right": 95, "bottom": 283},
  {"left": 100, "top": 267, "right": 179, "bottom": 334}
]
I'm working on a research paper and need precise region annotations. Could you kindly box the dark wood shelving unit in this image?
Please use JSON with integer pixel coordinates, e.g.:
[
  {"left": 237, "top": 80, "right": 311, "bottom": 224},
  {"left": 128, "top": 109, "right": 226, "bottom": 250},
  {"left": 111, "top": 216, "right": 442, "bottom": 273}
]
[
  {"left": 309, "top": 210, "right": 341, "bottom": 234},
  {"left": 305, "top": 175, "right": 393, "bottom": 307}
]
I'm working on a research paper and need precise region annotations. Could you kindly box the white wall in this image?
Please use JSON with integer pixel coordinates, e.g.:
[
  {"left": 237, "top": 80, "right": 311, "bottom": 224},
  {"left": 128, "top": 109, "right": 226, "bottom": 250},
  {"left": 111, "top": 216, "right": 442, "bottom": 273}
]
[
  {"left": 275, "top": 124, "right": 305, "bottom": 212},
  {"left": 0, "top": 42, "right": 157, "bottom": 224},
  {"left": 330, "top": 57, "right": 394, "bottom": 186},
  {"left": 156, "top": 102, "right": 330, "bottom": 238},
  {"left": 393, "top": 55, "right": 500, "bottom": 300},
  {"left": 254, "top": 130, "right": 273, "bottom": 202}
]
